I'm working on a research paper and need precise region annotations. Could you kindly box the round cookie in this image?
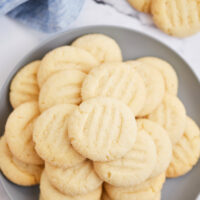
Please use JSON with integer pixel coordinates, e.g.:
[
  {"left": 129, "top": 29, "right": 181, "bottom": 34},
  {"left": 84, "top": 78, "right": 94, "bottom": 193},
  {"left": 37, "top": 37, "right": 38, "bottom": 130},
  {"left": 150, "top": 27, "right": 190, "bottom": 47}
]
[
  {"left": 39, "top": 69, "right": 86, "bottom": 112},
  {"left": 37, "top": 46, "right": 99, "bottom": 87},
  {"left": 94, "top": 130, "right": 157, "bottom": 187},
  {"left": 33, "top": 104, "right": 85, "bottom": 168},
  {"left": 127, "top": 61, "right": 165, "bottom": 116},
  {"left": 148, "top": 94, "right": 186, "bottom": 144},
  {"left": 68, "top": 97, "right": 137, "bottom": 162},
  {"left": 9, "top": 60, "right": 40, "bottom": 108},
  {"left": 138, "top": 57, "right": 178, "bottom": 95},
  {"left": 45, "top": 160, "right": 103, "bottom": 196},
  {"left": 5, "top": 101, "right": 43, "bottom": 165},
  {"left": 128, "top": 0, "right": 152, "bottom": 13},
  {"left": 81, "top": 62, "right": 146, "bottom": 116},
  {"left": 72, "top": 34, "right": 122, "bottom": 63},
  {"left": 104, "top": 173, "right": 165, "bottom": 200},
  {"left": 137, "top": 119, "right": 172, "bottom": 177},
  {"left": 151, "top": 0, "right": 200, "bottom": 37},
  {"left": 167, "top": 117, "right": 200, "bottom": 177},
  {"left": 0, "top": 136, "right": 43, "bottom": 186},
  {"left": 40, "top": 171, "right": 102, "bottom": 200}
]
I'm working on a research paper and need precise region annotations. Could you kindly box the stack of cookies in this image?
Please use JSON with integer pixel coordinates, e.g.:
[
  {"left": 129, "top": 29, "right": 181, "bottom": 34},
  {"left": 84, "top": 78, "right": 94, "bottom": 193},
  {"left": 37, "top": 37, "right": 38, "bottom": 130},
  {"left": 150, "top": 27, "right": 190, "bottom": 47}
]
[
  {"left": 127, "top": 0, "right": 200, "bottom": 37},
  {"left": 0, "top": 34, "right": 200, "bottom": 200}
]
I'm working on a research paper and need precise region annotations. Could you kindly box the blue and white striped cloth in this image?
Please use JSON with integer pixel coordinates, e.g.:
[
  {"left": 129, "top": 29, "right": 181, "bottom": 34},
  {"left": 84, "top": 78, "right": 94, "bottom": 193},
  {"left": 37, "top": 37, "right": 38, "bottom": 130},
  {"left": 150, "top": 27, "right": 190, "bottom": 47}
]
[{"left": 0, "top": 0, "right": 85, "bottom": 32}]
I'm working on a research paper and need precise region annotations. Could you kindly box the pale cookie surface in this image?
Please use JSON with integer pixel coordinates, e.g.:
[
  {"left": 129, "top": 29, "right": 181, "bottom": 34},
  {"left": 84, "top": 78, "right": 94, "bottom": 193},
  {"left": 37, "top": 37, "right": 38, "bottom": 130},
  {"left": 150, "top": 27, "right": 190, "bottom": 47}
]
[
  {"left": 68, "top": 97, "right": 137, "bottom": 162},
  {"left": 0, "top": 137, "right": 43, "bottom": 186},
  {"left": 45, "top": 160, "right": 103, "bottom": 196},
  {"left": 33, "top": 104, "right": 85, "bottom": 168},
  {"left": 37, "top": 46, "right": 99, "bottom": 87},
  {"left": 138, "top": 57, "right": 178, "bottom": 95},
  {"left": 148, "top": 94, "right": 186, "bottom": 144},
  {"left": 40, "top": 172, "right": 102, "bottom": 200},
  {"left": 152, "top": 0, "right": 200, "bottom": 37},
  {"left": 5, "top": 101, "right": 43, "bottom": 165},
  {"left": 10, "top": 60, "right": 40, "bottom": 108},
  {"left": 72, "top": 34, "right": 122, "bottom": 63},
  {"left": 167, "top": 117, "right": 200, "bottom": 177},
  {"left": 104, "top": 173, "right": 165, "bottom": 200},
  {"left": 81, "top": 62, "right": 146, "bottom": 116},
  {"left": 128, "top": 0, "right": 152, "bottom": 13},
  {"left": 137, "top": 119, "right": 172, "bottom": 177},
  {"left": 94, "top": 130, "right": 157, "bottom": 187},
  {"left": 39, "top": 69, "right": 86, "bottom": 112},
  {"left": 127, "top": 61, "right": 165, "bottom": 116}
]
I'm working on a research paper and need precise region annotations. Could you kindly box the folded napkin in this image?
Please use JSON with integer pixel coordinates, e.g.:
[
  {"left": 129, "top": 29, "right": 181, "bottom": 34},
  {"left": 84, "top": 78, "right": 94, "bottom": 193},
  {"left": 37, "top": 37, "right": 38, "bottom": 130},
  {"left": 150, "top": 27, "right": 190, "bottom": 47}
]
[{"left": 0, "top": 0, "right": 85, "bottom": 32}]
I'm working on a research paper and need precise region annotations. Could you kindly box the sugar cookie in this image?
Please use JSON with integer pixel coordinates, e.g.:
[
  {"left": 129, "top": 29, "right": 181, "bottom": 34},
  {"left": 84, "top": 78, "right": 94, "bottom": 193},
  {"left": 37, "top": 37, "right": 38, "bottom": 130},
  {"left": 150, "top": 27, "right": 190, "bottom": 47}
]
[
  {"left": 5, "top": 101, "right": 43, "bottom": 165},
  {"left": 152, "top": 0, "right": 200, "bottom": 37},
  {"left": 128, "top": 0, "right": 152, "bottom": 13},
  {"left": 0, "top": 136, "right": 43, "bottom": 186},
  {"left": 138, "top": 57, "right": 178, "bottom": 95},
  {"left": 33, "top": 104, "right": 85, "bottom": 168},
  {"left": 137, "top": 119, "right": 172, "bottom": 177},
  {"left": 148, "top": 94, "right": 186, "bottom": 144},
  {"left": 167, "top": 117, "right": 200, "bottom": 177},
  {"left": 127, "top": 61, "right": 165, "bottom": 116},
  {"left": 81, "top": 62, "right": 146, "bottom": 116},
  {"left": 72, "top": 34, "right": 122, "bottom": 63},
  {"left": 40, "top": 171, "right": 102, "bottom": 200},
  {"left": 45, "top": 160, "right": 103, "bottom": 196},
  {"left": 68, "top": 97, "right": 137, "bottom": 162},
  {"left": 39, "top": 69, "right": 86, "bottom": 112},
  {"left": 104, "top": 173, "right": 165, "bottom": 200},
  {"left": 94, "top": 130, "right": 157, "bottom": 187},
  {"left": 37, "top": 46, "right": 99, "bottom": 87},
  {"left": 10, "top": 60, "right": 40, "bottom": 108}
]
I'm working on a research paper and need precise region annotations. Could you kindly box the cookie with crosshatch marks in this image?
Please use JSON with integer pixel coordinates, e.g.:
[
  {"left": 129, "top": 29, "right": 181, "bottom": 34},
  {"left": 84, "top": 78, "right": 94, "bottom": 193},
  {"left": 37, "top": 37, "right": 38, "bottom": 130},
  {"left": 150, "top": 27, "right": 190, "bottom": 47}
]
[
  {"left": 33, "top": 104, "right": 85, "bottom": 168},
  {"left": 68, "top": 97, "right": 137, "bottom": 162},
  {"left": 9, "top": 60, "right": 40, "bottom": 108},
  {"left": 167, "top": 117, "right": 200, "bottom": 177},
  {"left": 5, "top": 101, "right": 43, "bottom": 165},
  {"left": 37, "top": 46, "right": 99, "bottom": 87},
  {"left": 94, "top": 130, "right": 157, "bottom": 187},
  {"left": 152, "top": 0, "right": 200, "bottom": 37},
  {"left": 72, "top": 34, "right": 122, "bottom": 63},
  {"left": 45, "top": 160, "right": 103, "bottom": 196},
  {"left": 0, "top": 136, "right": 43, "bottom": 186},
  {"left": 39, "top": 69, "right": 86, "bottom": 112},
  {"left": 40, "top": 171, "right": 102, "bottom": 200}
]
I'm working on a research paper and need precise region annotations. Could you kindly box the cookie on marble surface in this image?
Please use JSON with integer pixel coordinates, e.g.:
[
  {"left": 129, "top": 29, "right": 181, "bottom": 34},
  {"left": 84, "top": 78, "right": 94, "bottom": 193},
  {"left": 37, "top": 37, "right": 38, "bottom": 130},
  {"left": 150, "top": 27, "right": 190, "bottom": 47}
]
[
  {"left": 37, "top": 46, "right": 99, "bottom": 87},
  {"left": 138, "top": 57, "right": 178, "bottom": 95},
  {"left": 104, "top": 173, "right": 165, "bottom": 200},
  {"left": 148, "top": 94, "right": 186, "bottom": 144},
  {"left": 167, "top": 117, "right": 200, "bottom": 177},
  {"left": 40, "top": 171, "right": 102, "bottom": 200},
  {"left": 152, "top": 0, "right": 200, "bottom": 37},
  {"left": 0, "top": 136, "right": 43, "bottom": 186},
  {"left": 39, "top": 69, "right": 86, "bottom": 112},
  {"left": 72, "top": 34, "right": 122, "bottom": 63},
  {"left": 10, "top": 60, "right": 40, "bottom": 108},
  {"left": 137, "top": 119, "right": 172, "bottom": 177},
  {"left": 127, "top": 61, "right": 165, "bottom": 116},
  {"left": 94, "top": 130, "right": 157, "bottom": 187},
  {"left": 81, "top": 62, "right": 146, "bottom": 116},
  {"left": 128, "top": 0, "right": 152, "bottom": 13},
  {"left": 33, "top": 104, "right": 85, "bottom": 168},
  {"left": 5, "top": 101, "right": 43, "bottom": 165},
  {"left": 68, "top": 97, "right": 137, "bottom": 162},
  {"left": 45, "top": 160, "right": 103, "bottom": 196}
]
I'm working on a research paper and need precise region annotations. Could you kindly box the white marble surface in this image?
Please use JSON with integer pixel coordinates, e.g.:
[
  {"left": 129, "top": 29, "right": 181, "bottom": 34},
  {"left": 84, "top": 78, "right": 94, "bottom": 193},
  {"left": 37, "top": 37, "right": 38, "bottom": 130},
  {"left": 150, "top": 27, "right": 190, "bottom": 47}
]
[{"left": 0, "top": 0, "right": 200, "bottom": 199}]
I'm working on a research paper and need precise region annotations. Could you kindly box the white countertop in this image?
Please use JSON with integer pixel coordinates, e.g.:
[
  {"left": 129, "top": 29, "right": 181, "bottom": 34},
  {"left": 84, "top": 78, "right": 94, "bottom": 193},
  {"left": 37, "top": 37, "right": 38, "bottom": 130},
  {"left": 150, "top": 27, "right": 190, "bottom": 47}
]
[{"left": 0, "top": 0, "right": 200, "bottom": 199}]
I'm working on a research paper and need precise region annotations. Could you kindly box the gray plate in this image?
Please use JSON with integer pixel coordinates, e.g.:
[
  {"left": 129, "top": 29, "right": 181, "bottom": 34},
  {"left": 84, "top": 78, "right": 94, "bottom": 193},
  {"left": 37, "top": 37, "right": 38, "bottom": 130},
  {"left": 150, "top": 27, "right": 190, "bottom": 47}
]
[{"left": 0, "top": 26, "right": 200, "bottom": 200}]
